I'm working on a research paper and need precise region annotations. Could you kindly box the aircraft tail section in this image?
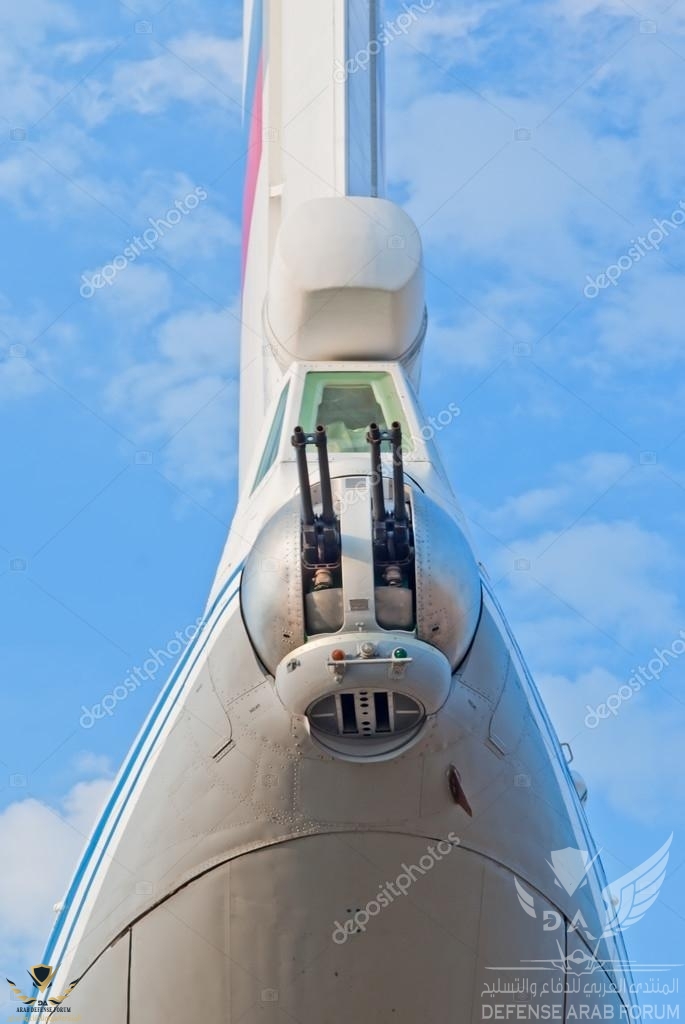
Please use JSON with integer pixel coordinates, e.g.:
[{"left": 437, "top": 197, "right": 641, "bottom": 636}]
[
  {"left": 242, "top": 0, "right": 384, "bottom": 248},
  {"left": 239, "top": 0, "right": 392, "bottom": 486}
]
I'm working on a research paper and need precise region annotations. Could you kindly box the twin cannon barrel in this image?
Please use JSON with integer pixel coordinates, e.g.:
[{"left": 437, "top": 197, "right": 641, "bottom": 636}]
[
  {"left": 291, "top": 421, "right": 410, "bottom": 568},
  {"left": 240, "top": 422, "right": 482, "bottom": 674}
]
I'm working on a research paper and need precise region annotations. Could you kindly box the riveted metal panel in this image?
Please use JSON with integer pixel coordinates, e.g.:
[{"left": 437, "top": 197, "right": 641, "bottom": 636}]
[
  {"left": 241, "top": 496, "right": 305, "bottom": 673},
  {"left": 412, "top": 489, "right": 482, "bottom": 669},
  {"left": 456, "top": 603, "right": 510, "bottom": 706},
  {"left": 62, "top": 932, "right": 130, "bottom": 1024}
]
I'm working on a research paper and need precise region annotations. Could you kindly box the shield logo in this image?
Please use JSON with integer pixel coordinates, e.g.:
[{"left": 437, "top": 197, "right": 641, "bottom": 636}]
[
  {"left": 28, "top": 965, "right": 55, "bottom": 992},
  {"left": 546, "top": 848, "right": 600, "bottom": 896}
]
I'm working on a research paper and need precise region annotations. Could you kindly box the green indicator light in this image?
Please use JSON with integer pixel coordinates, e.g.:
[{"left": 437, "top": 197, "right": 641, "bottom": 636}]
[{"left": 393, "top": 647, "right": 408, "bottom": 660}]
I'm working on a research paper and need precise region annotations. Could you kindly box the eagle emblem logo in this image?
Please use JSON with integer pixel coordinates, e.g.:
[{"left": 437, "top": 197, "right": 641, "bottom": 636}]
[
  {"left": 514, "top": 834, "right": 673, "bottom": 939},
  {"left": 6, "top": 963, "right": 80, "bottom": 1006}
]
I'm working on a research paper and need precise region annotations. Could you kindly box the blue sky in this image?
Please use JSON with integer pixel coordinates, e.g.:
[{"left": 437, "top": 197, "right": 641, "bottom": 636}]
[{"left": 0, "top": 0, "right": 683, "bottom": 1003}]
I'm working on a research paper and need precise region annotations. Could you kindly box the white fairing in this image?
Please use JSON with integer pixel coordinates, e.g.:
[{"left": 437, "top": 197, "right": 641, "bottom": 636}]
[
  {"left": 33, "top": 2, "right": 637, "bottom": 1022},
  {"left": 266, "top": 197, "right": 425, "bottom": 368}
]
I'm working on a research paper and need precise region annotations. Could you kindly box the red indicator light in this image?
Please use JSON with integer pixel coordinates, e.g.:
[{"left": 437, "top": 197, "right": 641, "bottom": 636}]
[{"left": 331, "top": 649, "right": 346, "bottom": 662}]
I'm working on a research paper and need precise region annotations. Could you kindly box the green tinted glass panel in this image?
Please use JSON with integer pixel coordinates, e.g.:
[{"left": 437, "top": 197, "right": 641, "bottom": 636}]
[
  {"left": 299, "top": 372, "right": 410, "bottom": 453},
  {"left": 252, "top": 383, "right": 290, "bottom": 490}
]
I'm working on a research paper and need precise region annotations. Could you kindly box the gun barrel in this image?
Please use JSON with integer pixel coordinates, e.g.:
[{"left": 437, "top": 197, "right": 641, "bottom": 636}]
[
  {"left": 314, "top": 425, "right": 335, "bottom": 525},
  {"left": 291, "top": 426, "right": 315, "bottom": 526},
  {"left": 390, "top": 421, "right": 407, "bottom": 525},
  {"left": 366, "top": 423, "right": 386, "bottom": 524}
]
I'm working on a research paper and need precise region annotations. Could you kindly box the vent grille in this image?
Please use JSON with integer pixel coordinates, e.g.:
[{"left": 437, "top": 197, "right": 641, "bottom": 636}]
[{"left": 308, "top": 690, "right": 424, "bottom": 739}]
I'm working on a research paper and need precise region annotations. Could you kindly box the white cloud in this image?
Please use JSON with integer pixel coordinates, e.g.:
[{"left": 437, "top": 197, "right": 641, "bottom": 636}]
[
  {"left": 0, "top": 355, "right": 48, "bottom": 401},
  {"left": 389, "top": 87, "right": 642, "bottom": 292},
  {"left": 105, "top": 305, "right": 240, "bottom": 491},
  {"left": 86, "top": 263, "right": 173, "bottom": 325},
  {"left": 151, "top": 204, "right": 240, "bottom": 263},
  {"left": 422, "top": 298, "right": 515, "bottom": 371},
  {"left": 0, "top": 26, "right": 243, "bottom": 223},
  {"left": 553, "top": 0, "right": 636, "bottom": 20},
  {"left": 73, "top": 175, "right": 238, "bottom": 320},
  {"left": 539, "top": 665, "right": 685, "bottom": 826},
  {"left": 80, "top": 33, "right": 243, "bottom": 125},
  {"left": 409, "top": 7, "right": 489, "bottom": 52},
  {"left": 385, "top": 3, "right": 685, "bottom": 378},
  {"left": 384, "top": 3, "right": 492, "bottom": 108},
  {"left": 486, "top": 451, "right": 634, "bottom": 530},
  {"left": 494, "top": 519, "right": 682, "bottom": 646},
  {"left": 0, "top": 777, "right": 111, "bottom": 968},
  {"left": 71, "top": 752, "right": 114, "bottom": 777},
  {"left": 52, "top": 37, "right": 119, "bottom": 65},
  {"left": 0, "top": 0, "right": 77, "bottom": 46},
  {"left": 0, "top": 126, "right": 107, "bottom": 221},
  {"left": 580, "top": 269, "right": 685, "bottom": 369},
  {"left": 0, "top": 2, "right": 85, "bottom": 127},
  {"left": 507, "top": 611, "right": 612, "bottom": 678},
  {"left": 0, "top": 299, "right": 80, "bottom": 401},
  {"left": 124, "top": 172, "right": 241, "bottom": 263}
]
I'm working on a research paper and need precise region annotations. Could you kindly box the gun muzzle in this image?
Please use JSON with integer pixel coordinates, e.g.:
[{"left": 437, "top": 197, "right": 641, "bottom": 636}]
[
  {"left": 390, "top": 421, "right": 407, "bottom": 526},
  {"left": 314, "top": 425, "right": 335, "bottom": 526},
  {"left": 366, "top": 423, "right": 386, "bottom": 525},
  {"left": 292, "top": 426, "right": 315, "bottom": 527}
]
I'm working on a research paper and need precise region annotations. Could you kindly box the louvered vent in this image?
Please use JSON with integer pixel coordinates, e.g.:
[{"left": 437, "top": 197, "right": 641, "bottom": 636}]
[{"left": 308, "top": 690, "right": 424, "bottom": 739}]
